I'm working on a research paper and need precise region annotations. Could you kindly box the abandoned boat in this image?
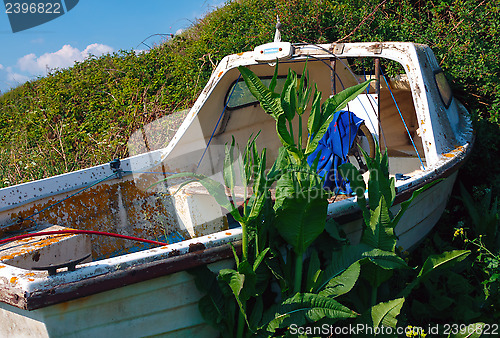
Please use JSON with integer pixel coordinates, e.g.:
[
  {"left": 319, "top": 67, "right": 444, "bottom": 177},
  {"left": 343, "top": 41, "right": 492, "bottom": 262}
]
[{"left": 0, "top": 40, "right": 473, "bottom": 336}]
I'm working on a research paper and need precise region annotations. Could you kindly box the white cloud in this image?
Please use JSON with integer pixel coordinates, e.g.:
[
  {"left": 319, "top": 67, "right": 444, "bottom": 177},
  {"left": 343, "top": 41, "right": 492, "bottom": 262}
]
[
  {"left": 17, "top": 43, "right": 114, "bottom": 75},
  {"left": 17, "top": 53, "right": 40, "bottom": 73},
  {"left": 83, "top": 43, "right": 114, "bottom": 58},
  {"left": 0, "top": 64, "right": 4, "bottom": 70}
]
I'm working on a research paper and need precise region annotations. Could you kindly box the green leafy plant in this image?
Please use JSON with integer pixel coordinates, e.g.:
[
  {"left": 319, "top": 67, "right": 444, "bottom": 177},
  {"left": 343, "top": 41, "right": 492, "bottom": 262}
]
[
  {"left": 177, "top": 64, "right": 370, "bottom": 336},
  {"left": 180, "top": 64, "right": 471, "bottom": 336},
  {"left": 237, "top": 61, "right": 371, "bottom": 296},
  {"left": 154, "top": 134, "right": 272, "bottom": 336},
  {"left": 330, "top": 146, "right": 469, "bottom": 331},
  {"left": 459, "top": 183, "right": 499, "bottom": 249},
  {"left": 452, "top": 224, "right": 500, "bottom": 322}
]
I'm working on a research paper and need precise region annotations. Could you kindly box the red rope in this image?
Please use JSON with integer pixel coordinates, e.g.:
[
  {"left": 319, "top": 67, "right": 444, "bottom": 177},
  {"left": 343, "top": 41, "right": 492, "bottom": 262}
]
[{"left": 0, "top": 230, "right": 167, "bottom": 246}]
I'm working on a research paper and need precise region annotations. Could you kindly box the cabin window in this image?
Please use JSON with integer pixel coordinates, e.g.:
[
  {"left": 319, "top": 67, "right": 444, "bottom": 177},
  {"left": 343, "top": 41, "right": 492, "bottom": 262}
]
[
  {"left": 434, "top": 70, "right": 453, "bottom": 108},
  {"left": 225, "top": 77, "right": 288, "bottom": 109}
]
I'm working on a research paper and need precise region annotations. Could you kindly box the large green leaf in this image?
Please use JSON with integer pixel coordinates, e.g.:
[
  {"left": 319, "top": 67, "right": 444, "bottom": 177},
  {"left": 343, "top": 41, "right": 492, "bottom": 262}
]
[
  {"left": 298, "top": 82, "right": 311, "bottom": 116},
  {"left": 268, "top": 61, "right": 279, "bottom": 93},
  {"left": 238, "top": 66, "right": 284, "bottom": 119},
  {"left": 318, "top": 243, "right": 373, "bottom": 291},
  {"left": 223, "top": 137, "right": 236, "bottom": 194},
  {"left": 305, "top": 249, "right": 322, "bottom": 293},
  {"left": 253, "top": 247, "right": 270, "bottom": 272},
  {"left": 218, "top": 269, "right": 245, "bottom": 299},
  {"left": 272, "top": 162, "right": 323, "bottom": 210},
  {"left": 273, "top": 170, "right": 296, "bottom": 210},
  {"left": 274, "top": 192, "right": 328, "bottom": 255},
  {"left": 190, "top": 266, "right": 235, "bottom": 336},
  {"left": 361, "top": 248, "right": 406, "bottom": 291},
  {"left": 218, "top": 268, "right": 250, "bottom": 327},
  {"left": 307, "top": 86, "right": 322, "bottom": 136},
  {"left": 248, "top": 150, "right": 269, "bottom": 220},
  {"left": 262, "top": 293, "right": 358, "bottom": 333},
  {"left": 362, "top": 195, "right": 397, "bottom": 251},
  {"left": 324, "top": 80, "right": 372, "bottom": 114},
  {"left": 304, "top": 112, "right": 334, "bottom": 155},
  {"left": 276, "top": 113, "right": 300, "bottom": 160},
  {"left": 400, "top": 250, "right": 470, "bottom": 297},
  {"left": 417, "top": 250, "right": 470, "bottom": 278},
  {"left": 297, "top": 61, "right": 311, "bottom": 115},
  {"left": 236, "top": 260, "right": 257, "bottom": 301},
  {"left": 358, "top": 297, "right": 405, "bottom": 330},
  {"left": 319, "top": 260, "right": 361, "bottom": 298},
  {"left": 362, "top": 248, "right": 408, "bottom": 270},
  {"left": 280, "top": 69, "right": 297, "bottom": 121},
  {"left": 264, "top": 247, "right": 290, "bottom": 293}
]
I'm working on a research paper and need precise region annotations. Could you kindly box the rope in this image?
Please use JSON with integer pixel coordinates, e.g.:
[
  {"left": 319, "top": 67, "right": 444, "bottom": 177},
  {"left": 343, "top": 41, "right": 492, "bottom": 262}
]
[
  {"left": 380, "top": 68, "right": 426, "bottom": 170},
  {"left": 124, "top": 170, "right": 178, "bottom": 175},
  {"left": 197, "top": 73, "right": 241, "bottom": 169}
]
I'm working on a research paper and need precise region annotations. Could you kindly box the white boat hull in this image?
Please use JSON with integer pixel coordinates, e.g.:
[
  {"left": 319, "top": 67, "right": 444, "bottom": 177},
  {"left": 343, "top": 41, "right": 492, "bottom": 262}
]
[
  {"left": 339, "top": 171, "right": 458, "bottom": 249},
  {"left": 0, "top": 264, "right": 226, "bottom": 337}
]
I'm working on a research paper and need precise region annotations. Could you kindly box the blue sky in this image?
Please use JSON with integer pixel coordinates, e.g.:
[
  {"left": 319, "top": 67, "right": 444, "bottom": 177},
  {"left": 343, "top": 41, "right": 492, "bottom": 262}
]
[{"left": 0, "top": 0, "right": 226, "bottom": 94}]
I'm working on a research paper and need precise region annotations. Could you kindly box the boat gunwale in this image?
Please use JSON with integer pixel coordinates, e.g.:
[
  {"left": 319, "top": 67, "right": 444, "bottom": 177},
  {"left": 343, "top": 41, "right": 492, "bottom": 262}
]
[{"left": 0, "top": 241, "right": 241, "bottom": 311}]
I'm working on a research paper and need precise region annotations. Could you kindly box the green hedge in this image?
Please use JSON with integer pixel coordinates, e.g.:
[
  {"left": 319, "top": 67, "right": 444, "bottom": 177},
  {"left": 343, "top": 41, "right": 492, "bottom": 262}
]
[{"left": 1, "top": 0, "right": 499, "bottom": 188}]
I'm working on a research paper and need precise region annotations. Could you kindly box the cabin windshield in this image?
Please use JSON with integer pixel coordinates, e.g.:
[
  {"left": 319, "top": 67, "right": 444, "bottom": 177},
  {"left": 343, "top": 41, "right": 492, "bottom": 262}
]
[
  {"left": 225, "top": 77, "right": 288, "bottom": 109},
  {"left": 434, "top": 70, "right": 453, "bottom": 108}
]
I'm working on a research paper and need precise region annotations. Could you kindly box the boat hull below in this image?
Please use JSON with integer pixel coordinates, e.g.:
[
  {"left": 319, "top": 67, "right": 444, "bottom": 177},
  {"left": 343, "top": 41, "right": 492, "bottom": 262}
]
[{"left": 0, "top": 261, "right": 231, "bottom": 337}]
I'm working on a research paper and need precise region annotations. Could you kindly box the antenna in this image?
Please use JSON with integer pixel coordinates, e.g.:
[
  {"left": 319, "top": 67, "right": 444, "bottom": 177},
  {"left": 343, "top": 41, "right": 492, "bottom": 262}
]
[{"left": 274, "top": 15, "right": 282, "bottom": 42}]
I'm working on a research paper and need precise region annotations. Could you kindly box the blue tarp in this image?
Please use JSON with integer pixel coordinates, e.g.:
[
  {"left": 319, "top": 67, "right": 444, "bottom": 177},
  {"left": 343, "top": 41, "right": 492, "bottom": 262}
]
[{"left": 307, "top": 110, "right": 364, "bottom": 193}]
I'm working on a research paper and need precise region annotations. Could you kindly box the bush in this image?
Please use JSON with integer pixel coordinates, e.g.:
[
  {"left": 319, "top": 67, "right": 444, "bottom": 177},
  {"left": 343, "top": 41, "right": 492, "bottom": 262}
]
[{"left": 0, "top": 0, "right": 499, "bottom": 190}]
